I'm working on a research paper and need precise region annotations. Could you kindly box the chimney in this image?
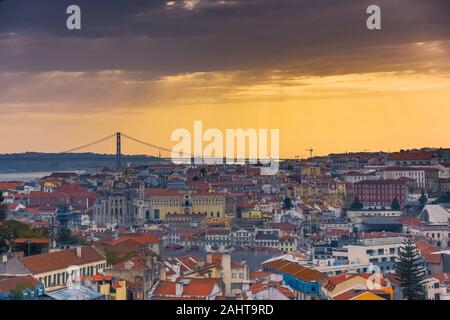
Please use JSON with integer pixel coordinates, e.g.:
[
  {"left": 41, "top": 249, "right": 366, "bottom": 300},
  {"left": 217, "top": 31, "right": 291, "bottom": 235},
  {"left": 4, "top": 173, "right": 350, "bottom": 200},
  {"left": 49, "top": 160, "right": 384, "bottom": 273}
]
[
  {"left": 175, "top": 282, "right": 184, "bottom": 296},
  {"left": 76, "top": 246, "right": 82, "bottom": 258},
  {"left": 174, "top": 263, "right": 181, "bottom": 277},
  {"left": 221, "top": 253, "right": 232, "bottom": 296},
  {"left": 124, "top": 260, "right": 134, "bottom": 270}
]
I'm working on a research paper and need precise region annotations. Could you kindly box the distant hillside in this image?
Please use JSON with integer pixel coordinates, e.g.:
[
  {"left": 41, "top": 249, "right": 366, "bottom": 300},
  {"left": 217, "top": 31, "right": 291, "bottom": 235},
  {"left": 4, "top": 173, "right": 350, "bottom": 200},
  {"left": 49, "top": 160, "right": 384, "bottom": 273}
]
[{"left": 0, "top": 153, "right": 160, "bottom": 172}]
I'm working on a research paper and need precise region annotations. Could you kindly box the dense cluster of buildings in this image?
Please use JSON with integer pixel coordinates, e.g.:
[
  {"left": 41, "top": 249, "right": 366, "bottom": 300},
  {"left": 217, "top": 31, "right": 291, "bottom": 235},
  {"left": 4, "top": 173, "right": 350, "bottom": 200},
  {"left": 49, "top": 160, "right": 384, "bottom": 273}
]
[{"left": 1, "top": 148, "right": 450, "bottom": 300}]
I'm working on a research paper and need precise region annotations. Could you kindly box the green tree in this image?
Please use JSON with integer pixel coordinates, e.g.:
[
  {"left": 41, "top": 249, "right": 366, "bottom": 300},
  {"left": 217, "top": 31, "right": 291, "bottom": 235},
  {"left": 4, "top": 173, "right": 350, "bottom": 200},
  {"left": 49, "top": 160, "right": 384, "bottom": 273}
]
[
  {"left": 282, "top": 197, "right": 293, "bottom": 210},
  {"left": 433, "top": 192, "right": 450, "bottom": 204},
  {"left": 391, "top": 198, "right": 401, "bottom": 211},
  {"left": 0, "top": 220, "right": 47, "bottom": 254},
  {"left": 105, "top": 250, "right": 120, "bottom": 265},
  {"left": 418, "top": 190, "right": 428, "bottom": 210},
  {"left": 8, "top": 283, "right": 34, "bottom": 300},
  {"left": 0, "top": 192, "right": 8, "bottom": 222},
  {"left": 350, "top": 197, "right": 364, "bottom": 210},
  {"left": 57, "top": 228, "right": 82, "bottom": 245},
  {"left": 395, "top": 230, "right": 427, "bottom": 300}
]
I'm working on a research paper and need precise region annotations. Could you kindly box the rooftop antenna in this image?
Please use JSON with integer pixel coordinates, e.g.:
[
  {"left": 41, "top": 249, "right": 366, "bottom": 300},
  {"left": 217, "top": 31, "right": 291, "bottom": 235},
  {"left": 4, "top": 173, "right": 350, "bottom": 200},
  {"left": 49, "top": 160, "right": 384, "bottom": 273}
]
[{"left": 305, "top": 148, "right": 313, "bottom": 159}]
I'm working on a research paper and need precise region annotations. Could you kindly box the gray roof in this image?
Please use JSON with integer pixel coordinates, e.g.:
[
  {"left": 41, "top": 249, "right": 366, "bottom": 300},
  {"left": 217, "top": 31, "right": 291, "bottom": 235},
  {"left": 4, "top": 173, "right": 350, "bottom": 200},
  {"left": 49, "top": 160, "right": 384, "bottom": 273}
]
[{"left": 0, "top": 256, "right": 31, "bottom": 275}]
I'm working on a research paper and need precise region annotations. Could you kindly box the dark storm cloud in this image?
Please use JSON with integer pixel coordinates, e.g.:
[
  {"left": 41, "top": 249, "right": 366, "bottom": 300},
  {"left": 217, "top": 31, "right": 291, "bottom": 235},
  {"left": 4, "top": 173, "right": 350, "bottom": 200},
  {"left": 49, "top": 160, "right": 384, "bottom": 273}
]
[{"left": 0, "top": 0, "right": 449, "bottom": 75}]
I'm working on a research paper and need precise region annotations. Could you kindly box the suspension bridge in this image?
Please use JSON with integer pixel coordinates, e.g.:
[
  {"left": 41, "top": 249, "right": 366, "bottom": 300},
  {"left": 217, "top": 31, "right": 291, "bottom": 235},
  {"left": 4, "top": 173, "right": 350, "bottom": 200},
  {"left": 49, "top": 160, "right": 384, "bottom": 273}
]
[
  {"left": 60, "top": 132, "right": 191, "bottom": 168},
  {"left": 56, "top": 132, "right": 297, "bottom": 169}
]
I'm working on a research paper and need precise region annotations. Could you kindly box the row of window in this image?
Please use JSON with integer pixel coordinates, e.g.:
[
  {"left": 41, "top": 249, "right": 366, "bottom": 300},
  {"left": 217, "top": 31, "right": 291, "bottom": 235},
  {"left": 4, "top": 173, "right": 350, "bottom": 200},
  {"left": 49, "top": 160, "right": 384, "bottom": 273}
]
[
  {"left": 366, "top": 248, "right": 396, "bottom": 255},
  {"left": 38, "top": 263, "right": 106, "bottom": 288},
  {"left": 369, "top": 257, "right": 396, "bottom": 263}
]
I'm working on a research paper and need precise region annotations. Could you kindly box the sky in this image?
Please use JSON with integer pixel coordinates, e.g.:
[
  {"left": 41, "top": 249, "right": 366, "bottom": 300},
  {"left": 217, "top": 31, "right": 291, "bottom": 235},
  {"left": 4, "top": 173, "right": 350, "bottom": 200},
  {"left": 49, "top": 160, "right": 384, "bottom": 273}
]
[{"left": 0, "top": 0, "right": 449, "bottom": 158}]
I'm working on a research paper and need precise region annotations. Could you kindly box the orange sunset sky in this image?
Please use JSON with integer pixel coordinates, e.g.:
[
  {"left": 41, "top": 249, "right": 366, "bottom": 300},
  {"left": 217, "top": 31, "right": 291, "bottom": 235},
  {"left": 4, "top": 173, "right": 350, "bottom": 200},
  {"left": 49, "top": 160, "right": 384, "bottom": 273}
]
[{"left": 0, "top": 0, "right": 449, "bottom": 158}]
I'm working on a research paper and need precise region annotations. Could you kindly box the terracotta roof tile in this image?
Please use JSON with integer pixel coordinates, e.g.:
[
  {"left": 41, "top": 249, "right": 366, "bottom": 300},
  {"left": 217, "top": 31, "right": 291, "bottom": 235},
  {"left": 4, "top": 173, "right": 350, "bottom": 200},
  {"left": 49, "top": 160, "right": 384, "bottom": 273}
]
[{"left": 21, "top": 246, "right": 105, "bottom": 274}]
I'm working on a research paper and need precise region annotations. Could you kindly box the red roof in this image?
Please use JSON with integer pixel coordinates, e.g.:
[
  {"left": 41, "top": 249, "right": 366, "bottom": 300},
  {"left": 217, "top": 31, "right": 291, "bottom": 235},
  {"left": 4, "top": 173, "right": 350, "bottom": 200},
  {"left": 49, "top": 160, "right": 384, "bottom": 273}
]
[
  {"left": 388, "top": 152, "right": 435, "bottom": 161},
  {"left": 250, "top": 281, "right": 295, "bottom": 299},
  {"left": 400, "top": 216, "right": 422, "bottom": 227},
  {"left": 153, "top": 281, "right": 177, "bottom": 296},
  {"left": 263, "top": 260, "right": 327, "bottom": 282},
  {"left": 416, "top": 239, "right": 441, "bottom": 264},
  {"left": 359, "top": 231, "right": 399, "bottom": 239},
  {"left": 21, "top": 246, "right": 105, "bottom": 274},
  {"left": 0, "top": 275, "right": 41, "bottom": 292},
  {"left": 153, "top": 278, "right": 220, "bottom": 298},
  {"left": 12, "top": 238, "right": 50, "bottom": 245},
  {"left": 250, "top": 271, "right": 271, "bottom": 281},
  {"left": 182, "top": 278, "right": 220, "bottom": 296},
  {"left": 333, "top": 289, "right": 389, "bottom": 300},
  {"left": 111, "top": 235, "right": 159, "bottom": 245},
  {"left": 0, "top": 182, "right": 24, "bottom": 190}
]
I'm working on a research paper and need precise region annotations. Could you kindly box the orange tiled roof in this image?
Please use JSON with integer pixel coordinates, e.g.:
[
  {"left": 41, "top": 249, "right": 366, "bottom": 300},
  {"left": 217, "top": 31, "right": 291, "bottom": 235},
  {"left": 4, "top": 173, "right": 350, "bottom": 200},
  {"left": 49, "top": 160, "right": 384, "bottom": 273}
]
[
  {"left": 21, "top": 246, "right": 105, "bottom": 274},
  {"left": 182, "top": 278, "right": 220, "bottom": 296},
  {"left": 249, "top": 271, "right": 271, "bottom": 280},
  {"left": 111, "top": 235, "right": 159, "bottom": 245},
  {"left": 263, "top": 260, "right": 327, "bottom": 282},
  {"left": 250, "top": 281, "right": 295, "bottom": 299},
  {"left": 153, "top": 281, "right": 177, "bottom": 296},
  {"left": 416, "top": 239, "right": 441, "bottom": 264},
  {"left": 12, "top": 238, "right": 50, "bottom": 245},
  {"left": 333, "top": 289, "right": 389, "bottom": 300},
  {"left": 0, "top": 182, "right": 24, "bottom": 190},
  {"left": 0, "top": 275, "right": 41, "bottom": 292}
]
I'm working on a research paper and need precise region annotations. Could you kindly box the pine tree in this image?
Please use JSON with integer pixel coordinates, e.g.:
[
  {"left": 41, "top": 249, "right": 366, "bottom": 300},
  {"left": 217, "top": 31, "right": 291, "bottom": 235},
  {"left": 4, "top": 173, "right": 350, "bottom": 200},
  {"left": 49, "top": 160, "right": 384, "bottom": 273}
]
[
  {"left": 350, "top": 197, "right": 364, "bottom": 210},
  {"left": 391, "top": 198, "right": 401, "bottom": 211},
  {"left": 395, "top": 230, "right": 427, "bottom": 300},
  {"left": 282, "top": 197, "right": 293, "bottom": 210},
  {"left": 418, "top": 190, "right": 427, "bottom": 210}
]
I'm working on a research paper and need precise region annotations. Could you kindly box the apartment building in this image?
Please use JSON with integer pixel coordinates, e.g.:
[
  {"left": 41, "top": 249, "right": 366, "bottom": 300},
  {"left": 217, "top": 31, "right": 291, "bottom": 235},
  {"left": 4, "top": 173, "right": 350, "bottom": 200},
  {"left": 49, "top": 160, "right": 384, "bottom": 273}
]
[{"left": 332, "top": 233, "right": 404, "bottom": 273}]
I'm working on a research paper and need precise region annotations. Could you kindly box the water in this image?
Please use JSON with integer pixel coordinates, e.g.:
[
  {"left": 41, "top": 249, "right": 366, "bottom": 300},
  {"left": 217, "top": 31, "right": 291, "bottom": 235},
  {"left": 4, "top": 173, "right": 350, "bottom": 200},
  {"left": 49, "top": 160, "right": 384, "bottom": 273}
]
[{"left": 0, "top": 171, "right": 85, "bottom": 182}]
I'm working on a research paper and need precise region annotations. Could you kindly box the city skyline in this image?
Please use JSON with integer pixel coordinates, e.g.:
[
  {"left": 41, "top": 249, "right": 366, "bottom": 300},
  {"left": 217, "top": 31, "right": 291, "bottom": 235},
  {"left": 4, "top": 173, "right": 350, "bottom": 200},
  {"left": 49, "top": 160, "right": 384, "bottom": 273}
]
[{"left": 0, "top": 0, "right": 449, "bottom": 157}]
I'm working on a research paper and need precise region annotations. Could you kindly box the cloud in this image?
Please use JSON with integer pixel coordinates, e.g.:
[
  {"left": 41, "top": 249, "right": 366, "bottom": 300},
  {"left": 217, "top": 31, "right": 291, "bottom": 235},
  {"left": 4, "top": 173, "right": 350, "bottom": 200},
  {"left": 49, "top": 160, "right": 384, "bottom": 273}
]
[
  {"left": 1, "top": 66, "right": 448, "bottom": 117},
  {"left": 0, "top": 0, "right": 448, "bottom": 76}
]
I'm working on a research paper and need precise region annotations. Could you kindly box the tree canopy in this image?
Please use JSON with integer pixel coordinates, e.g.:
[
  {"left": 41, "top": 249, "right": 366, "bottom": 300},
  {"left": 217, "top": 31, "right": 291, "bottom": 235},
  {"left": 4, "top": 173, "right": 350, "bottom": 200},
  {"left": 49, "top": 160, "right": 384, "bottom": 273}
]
[
  {"left": 282, "top": 197, "right": 293, "bottom": 210},
  {"left": 0, "top": 192, "right": 8, "bottom": 222},
  {"left": 350, "top": 197, "right": 364, "bottom": 210}
]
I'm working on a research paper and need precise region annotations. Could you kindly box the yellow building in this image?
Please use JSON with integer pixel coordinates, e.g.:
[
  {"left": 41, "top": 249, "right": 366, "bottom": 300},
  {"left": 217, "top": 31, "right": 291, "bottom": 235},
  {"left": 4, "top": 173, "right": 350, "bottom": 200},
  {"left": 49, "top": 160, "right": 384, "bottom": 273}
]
[
  {"left": 137, "top": 189, "right": 230, "bottom": 221},
  {"left": 278, "top": 236, "right": 297, "bottom": 253},
  {"left": 84, "top": 274, "right": 127, "bottom": 300},
  {"left": 241, "top": 210, "right": 262, "bottom": 219},
  {"left": 301, "top": 166, "right": 323, "bottom": 178},
  {"left": 203, "top": 216, "right": 232, "bottom": 227}
]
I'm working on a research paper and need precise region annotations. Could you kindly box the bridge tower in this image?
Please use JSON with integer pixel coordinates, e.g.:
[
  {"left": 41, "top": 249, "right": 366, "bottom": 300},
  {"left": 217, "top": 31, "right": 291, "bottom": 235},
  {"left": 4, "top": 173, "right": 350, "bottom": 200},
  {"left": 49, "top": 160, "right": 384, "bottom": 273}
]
[{"left": 116, "top": 132, "right": 122, "bottom": 169}]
